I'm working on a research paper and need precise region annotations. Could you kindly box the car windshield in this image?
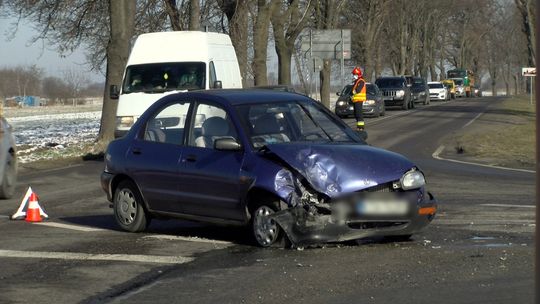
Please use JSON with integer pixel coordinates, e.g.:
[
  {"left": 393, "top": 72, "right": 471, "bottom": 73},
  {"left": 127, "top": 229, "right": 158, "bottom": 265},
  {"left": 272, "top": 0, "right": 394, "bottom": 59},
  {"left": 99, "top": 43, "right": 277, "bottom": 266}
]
[
  {"left": 340, "top": 84, "right": 353, "bottom": 96},
  {"left": 366, "top": 84, "right": 377, "bottom": 95},
  {"left": 375, "top": 78, "right": 403, "bottom": 88},
  {"left": 122, "top": 62, "right": 206, "bottom": 94},
  {"left": 453, "top": 79, "right": 463, "bottom": 85},
  {"left": 236, "top": 100, "right": 359, "bottom": 148},
  {"left": 429, "top": 83, "right": 444, "bottom": 88}
]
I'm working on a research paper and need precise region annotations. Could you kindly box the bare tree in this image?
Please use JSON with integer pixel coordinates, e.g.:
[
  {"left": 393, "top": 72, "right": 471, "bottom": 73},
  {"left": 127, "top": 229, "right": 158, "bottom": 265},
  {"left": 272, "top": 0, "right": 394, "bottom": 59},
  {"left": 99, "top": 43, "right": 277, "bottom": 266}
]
[
  {"left": 252, "top": 0, "right": 279, "bottom": 86},
  {"left": 271, "top": 0, "right": 315, "bottom": 85},
  {"left": 314, "top": 0, "right": 345, "bottom": 108},
  {"left": 218, "top": 0, "right": 251, "bottom": 87},
  {"left": 97, "top": 0, "right": 135, "bottom": 145},
  {"left": 515, "top": 0, "right": 536, "bottom": 66}
]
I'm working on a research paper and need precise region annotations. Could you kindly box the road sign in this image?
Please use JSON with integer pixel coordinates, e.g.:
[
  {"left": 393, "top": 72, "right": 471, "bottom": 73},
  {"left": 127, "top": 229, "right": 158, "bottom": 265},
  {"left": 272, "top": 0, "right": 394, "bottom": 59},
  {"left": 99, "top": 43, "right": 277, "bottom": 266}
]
[
  {"left": 522, "top": 67, "right": 536, "bottom": 77},
  {"left": 301, "top": 29, "right": 351, "bottom": 60}
]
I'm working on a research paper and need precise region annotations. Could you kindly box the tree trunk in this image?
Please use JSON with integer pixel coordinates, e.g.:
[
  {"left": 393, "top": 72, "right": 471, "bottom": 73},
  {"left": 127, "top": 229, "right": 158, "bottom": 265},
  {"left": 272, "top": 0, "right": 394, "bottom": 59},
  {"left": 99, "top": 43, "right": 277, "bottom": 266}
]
[
  {"left": 320, "top": 59, "right": 331, "bottom": 108},
  {"left": 219, "top": 1, "right": 250, "bottom": 87},
  {"left": 252, "top": 0, "right": 277, "bottom": 86},
  {"left": 189, "top": 0, "right": 200, "bottom": 30},
  {"left": 164, "top": 0, "right": 182, "bottom": 31},
  {"left": 97, "top": 0, "right": 135, "bottom": 147},
  {"left": 275, "top": 43, "right": 292, "bottom": 85}
]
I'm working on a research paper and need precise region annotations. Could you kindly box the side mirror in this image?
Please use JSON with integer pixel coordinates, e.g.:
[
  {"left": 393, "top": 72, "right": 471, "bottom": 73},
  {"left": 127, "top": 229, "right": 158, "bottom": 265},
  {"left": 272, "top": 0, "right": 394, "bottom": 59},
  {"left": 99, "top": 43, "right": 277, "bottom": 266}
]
[
  {"left": 213, "top": 80, "right": 223, "bottom": 89},
  {"left": 110, "top": 85, "right": 119, "bottom": 100},
  {"left": 215, "top": 137, "right": 242, "bottom": 151},
  {"left": 336, "top": 92, "right": 341, "bottom": 96}
]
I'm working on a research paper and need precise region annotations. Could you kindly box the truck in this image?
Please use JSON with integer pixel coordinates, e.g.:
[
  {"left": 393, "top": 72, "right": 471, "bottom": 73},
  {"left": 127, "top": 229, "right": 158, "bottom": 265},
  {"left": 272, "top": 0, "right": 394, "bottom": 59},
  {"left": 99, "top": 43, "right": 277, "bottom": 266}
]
[
  {"left": 446, "top": 69, "right": 475, "bottom": 97},
  {"left": 110, "top": 31, "right": 243, "bottom": 137}
]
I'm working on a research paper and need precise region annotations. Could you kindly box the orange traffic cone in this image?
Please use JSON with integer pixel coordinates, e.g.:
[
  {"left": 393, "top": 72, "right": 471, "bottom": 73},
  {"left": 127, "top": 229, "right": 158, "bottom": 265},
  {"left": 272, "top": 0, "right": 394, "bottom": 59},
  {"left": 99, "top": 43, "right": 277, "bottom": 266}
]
[{"left": 25, "top": 193, "right": 42, "bottom": 222}]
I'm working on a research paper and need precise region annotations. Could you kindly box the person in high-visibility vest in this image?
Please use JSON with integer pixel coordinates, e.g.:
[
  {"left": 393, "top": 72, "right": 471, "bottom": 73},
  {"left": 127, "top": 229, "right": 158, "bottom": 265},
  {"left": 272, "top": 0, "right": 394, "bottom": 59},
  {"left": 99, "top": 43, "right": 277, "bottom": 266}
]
[{"left": 351, "top": 67, "right": 366, "bottom": 131}]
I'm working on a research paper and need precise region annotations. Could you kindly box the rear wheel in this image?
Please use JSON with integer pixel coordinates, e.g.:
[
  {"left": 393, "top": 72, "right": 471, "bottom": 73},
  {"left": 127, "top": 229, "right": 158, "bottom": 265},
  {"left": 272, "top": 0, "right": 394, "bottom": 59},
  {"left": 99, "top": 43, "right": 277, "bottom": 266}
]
[
  {"left": 113, "top": 180, "right": 151, "bottom": 232},
  {"left": 0, "top": 154, "right": 16, "bottom": 199}
]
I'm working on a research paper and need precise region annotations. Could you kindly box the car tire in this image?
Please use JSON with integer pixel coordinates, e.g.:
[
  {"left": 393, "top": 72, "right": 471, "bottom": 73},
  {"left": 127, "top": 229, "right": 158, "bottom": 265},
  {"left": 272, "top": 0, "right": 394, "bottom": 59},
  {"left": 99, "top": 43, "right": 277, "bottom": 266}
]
[
  {"left": 113, "top": 180, "right": 151, "bottom": 232},
  {"left": 0, "top": 154, "right": 17, "bottom": 199},
  {"left": 249, "top": 199, "right": 287, "bottom": 248}
]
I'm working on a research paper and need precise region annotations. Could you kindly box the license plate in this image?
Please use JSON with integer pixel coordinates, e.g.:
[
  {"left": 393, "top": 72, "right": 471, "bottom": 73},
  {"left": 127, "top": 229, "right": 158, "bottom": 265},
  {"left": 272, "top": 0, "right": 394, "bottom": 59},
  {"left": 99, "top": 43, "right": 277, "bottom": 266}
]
[
  {"left": 357, "top": 199, "right": 409, "bottom": 216},
  {"left": 348, "top": 106, "right": 354, "bottom": 110},
  {"left": 384, "top": 97, "right": 394, "bottom": 101}
]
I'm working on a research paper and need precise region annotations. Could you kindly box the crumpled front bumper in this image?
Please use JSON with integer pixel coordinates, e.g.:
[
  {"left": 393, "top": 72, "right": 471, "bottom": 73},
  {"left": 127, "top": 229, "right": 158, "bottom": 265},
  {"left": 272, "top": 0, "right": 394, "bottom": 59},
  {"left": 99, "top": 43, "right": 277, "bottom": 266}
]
[{"left": 269, "top": 191, "right": 437, "bottom": 246}]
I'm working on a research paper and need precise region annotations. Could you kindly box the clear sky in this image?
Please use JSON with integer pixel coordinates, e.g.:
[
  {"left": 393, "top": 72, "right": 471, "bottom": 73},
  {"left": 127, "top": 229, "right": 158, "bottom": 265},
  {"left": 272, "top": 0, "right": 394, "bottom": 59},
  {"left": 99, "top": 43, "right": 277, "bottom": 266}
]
[{"left": 0, "top": 17, "right": 104, "bottom": 82}]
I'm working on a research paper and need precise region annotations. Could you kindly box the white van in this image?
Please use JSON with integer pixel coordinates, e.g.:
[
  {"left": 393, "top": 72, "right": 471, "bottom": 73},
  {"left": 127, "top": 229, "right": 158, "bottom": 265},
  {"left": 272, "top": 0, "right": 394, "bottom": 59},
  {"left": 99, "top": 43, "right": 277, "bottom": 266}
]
[{"left": 111, "top": 31, "right": 242, "bottom": 137}]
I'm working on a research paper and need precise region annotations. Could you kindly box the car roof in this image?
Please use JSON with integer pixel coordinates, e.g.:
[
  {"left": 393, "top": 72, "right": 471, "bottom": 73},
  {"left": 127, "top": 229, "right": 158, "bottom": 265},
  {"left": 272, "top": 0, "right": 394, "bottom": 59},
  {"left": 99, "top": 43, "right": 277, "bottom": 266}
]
[{"left": 182, "top": 89, "right": 310, "bottom": 106}]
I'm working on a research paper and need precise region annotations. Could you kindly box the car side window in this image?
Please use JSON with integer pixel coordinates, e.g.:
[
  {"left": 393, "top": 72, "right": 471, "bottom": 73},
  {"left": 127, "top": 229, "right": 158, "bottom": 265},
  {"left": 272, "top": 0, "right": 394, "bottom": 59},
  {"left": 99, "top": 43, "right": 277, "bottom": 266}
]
[
  {"left": 144, "top": 102, "right": 190, "bottom": 145},
  {"left": 189, "top": 103, "right": 239, "bottom": 149}
]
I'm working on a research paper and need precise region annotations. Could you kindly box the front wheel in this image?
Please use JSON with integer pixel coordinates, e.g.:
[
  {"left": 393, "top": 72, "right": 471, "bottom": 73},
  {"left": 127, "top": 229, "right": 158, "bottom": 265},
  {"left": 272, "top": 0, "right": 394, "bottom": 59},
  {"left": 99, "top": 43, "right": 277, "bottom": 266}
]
[
  {"left": 113, "top": 180, "right": 151, "bottom": 232},
  {"left": 250, "top": 200, "right": 286, "bottom": 248},
  {"left": 0, "top": 155, "right": 17, "bottom": 199}
]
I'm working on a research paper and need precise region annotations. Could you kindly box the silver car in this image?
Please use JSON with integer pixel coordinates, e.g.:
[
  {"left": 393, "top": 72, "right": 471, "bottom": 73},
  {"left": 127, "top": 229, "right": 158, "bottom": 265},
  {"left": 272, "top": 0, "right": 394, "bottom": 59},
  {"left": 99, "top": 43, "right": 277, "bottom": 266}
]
[{"left": 0, "top": 117, "right": 17, "bottom": 199}]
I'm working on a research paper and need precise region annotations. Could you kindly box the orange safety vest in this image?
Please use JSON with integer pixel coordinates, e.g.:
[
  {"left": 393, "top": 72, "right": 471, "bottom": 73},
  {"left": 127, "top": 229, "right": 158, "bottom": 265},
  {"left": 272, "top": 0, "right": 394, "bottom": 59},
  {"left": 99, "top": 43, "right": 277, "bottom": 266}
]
[{"left": 351, "top": 78, "right": 366, "bottom": 103}]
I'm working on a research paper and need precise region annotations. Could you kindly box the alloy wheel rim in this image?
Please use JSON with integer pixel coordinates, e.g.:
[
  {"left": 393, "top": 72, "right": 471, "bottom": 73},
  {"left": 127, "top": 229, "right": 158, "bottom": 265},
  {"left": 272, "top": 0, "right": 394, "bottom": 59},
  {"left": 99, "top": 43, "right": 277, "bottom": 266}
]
[
  {"left": 253, "top": 206, "right": 278, "bottom": 247},
  {"left": 117, "top": 189, "right": 137, "bottom": 225}
]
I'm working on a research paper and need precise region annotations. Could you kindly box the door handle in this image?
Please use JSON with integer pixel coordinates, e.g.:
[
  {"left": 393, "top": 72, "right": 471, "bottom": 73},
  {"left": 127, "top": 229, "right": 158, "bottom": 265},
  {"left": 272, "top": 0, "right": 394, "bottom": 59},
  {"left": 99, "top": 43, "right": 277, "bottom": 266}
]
[
  {"left": 184, "top": 154, "right": 197, "bottom": 162},
  {"left": 132, "top": 148, "right": 142, "bottom": 155}
]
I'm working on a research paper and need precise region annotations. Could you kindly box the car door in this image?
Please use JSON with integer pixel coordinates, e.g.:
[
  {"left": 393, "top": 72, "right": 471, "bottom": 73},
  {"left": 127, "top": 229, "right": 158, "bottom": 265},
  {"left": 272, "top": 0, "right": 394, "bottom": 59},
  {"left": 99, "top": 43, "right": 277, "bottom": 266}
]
[
  {"left": 126, "top": 101, "right": 191, "bottom": 214},
  {"left": 177, "top": 101, "right": 246, "bottom": 220}
]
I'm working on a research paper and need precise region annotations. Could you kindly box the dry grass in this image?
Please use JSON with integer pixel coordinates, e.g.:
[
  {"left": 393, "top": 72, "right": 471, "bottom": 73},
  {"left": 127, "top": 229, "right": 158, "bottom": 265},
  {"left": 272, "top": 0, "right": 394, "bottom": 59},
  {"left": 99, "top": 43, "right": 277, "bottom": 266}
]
[{"left": 450, "top": 96, "right": 535, "bottom": 169}]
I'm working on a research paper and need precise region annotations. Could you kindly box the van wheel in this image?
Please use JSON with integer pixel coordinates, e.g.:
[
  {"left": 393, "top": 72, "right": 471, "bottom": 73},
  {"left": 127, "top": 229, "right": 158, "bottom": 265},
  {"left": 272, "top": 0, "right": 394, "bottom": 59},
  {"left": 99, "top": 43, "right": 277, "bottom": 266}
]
[
  {"left": 249, "top": 199, "right": 287, "bottom": 248},
  {"left": 113, "top": 180, "right": 151, "bottom": 232},
  {"left": 0, "top": 155, "right": 16, "bottom": 199}
]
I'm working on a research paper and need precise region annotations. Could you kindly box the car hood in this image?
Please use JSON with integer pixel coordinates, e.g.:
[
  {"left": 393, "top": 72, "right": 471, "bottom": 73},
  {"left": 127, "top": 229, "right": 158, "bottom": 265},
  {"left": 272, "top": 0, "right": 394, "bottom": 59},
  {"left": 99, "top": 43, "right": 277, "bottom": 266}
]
[{"left": 264, "top": 143, "right": 415, "bottom": 198}]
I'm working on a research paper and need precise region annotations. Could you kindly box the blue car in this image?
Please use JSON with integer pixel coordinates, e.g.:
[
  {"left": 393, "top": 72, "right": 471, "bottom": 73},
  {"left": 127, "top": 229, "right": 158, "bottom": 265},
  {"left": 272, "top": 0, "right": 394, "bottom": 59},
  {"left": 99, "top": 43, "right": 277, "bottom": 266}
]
[{"left": 101, "top": 89, "right": 436, "bottom": 247}]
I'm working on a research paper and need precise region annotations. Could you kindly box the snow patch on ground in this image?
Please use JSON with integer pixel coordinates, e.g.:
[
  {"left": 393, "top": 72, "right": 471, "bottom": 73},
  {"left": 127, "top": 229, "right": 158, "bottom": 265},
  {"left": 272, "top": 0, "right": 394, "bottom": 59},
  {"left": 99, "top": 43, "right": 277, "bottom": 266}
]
[{"left": 5, "top": 108, "right": 102, "bottom": 163}]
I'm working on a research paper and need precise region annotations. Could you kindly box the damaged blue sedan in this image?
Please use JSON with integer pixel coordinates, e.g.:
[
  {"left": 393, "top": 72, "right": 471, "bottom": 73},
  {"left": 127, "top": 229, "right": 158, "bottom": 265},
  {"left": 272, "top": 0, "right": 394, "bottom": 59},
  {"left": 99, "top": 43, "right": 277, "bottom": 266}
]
[{"left": 101, "top": 89, "right": 436, "bottom": 247}]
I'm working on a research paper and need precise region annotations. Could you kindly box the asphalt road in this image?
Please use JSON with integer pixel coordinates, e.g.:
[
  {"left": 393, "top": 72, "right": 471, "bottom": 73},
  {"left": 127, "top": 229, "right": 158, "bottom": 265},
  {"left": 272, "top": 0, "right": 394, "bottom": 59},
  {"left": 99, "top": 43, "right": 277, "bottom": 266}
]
[{"left": 0, "top": 96, "right": 534, "bottom": 304}]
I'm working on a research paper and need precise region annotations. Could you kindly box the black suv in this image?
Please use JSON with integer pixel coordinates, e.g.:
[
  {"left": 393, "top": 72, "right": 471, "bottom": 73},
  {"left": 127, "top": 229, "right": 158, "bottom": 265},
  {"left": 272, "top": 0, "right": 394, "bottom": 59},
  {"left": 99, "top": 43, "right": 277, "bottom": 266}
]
[
  {"left": 410, "top": 77, "right": 430, "bottom": 105},
  {"left": 374, "top": 76, "right": 413, "bottom": 110}
]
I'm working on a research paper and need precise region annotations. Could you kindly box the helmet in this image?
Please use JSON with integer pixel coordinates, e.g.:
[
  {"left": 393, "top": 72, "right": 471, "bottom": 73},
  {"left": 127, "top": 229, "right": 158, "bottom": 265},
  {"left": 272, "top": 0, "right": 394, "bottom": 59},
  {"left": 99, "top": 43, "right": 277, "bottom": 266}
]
[{"left": 352, "top": 67, "right": 362, "bottom": 77}]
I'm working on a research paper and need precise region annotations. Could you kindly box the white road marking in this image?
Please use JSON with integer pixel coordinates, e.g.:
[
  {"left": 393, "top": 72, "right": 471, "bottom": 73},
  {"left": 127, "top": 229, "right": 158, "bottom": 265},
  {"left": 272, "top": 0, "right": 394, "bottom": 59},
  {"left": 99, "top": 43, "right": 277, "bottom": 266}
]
[
  {"left": 143, "top": 234, "right": 232, "bottom": 245},
  {"left": 0, "top": 249, "right": 193, "bottom": 264},
  {"left": 481, "top": 204, "right": 536, "bottom": 209},
  {"left": 463, "top": 112, "right": 483, "bottom": 128},
  {"left": 432, "top": 145, "right": 535, "bottom": 174},
  {"left": 32, "top": 221, "right": 109, "bottom": 232}
]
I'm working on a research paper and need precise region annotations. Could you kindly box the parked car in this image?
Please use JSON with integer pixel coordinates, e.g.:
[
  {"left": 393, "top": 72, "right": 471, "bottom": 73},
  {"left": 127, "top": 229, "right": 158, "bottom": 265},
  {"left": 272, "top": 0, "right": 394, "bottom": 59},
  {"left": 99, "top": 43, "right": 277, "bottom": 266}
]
[
  {"left": 0, "top": 117, "right": 17, "bottom": 199},
  {"left": 101, "top": 89, "right": 437, "bottom": 247},
  {"left": 428, "top": 82, "right": 449, "bottom": 101},
  {"left": 411, "top": 77, "right": 430, "bottom": 105},
  {"left": 442, "top": 79, "right": 456, "bottom": 99},
  {"left": 334, "top": 83, "right": 385, "bottom": 118},
  {"left": 375, "top": 76, "right": 414, "bottom": 110}
]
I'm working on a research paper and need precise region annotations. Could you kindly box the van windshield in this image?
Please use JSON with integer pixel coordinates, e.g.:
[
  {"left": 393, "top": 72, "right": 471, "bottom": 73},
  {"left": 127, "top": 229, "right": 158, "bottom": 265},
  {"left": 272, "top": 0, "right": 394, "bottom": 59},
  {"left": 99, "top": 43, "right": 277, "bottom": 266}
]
[{"left": 122, "top": 62, "right": 206, "bottom": 94}]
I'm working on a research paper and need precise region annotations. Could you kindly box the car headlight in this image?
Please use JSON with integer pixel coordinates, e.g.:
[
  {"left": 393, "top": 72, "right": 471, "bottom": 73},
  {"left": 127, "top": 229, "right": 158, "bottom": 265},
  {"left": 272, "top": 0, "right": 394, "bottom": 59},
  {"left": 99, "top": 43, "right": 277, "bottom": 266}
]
[
  {"left": 400, "top": 169, "right": 425, "bottom": 190},
  {"left": 337, "top": 101, "right": 346, "bottom": 106},
  {"left": 364, "top": 100, "right": 375, "bottom": 105},
  {"left": 116, "top": 116, "right": 135, "bottom": 129},
  {"left": 396, "top": 90, "right": 405, "bottom": 97}
]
